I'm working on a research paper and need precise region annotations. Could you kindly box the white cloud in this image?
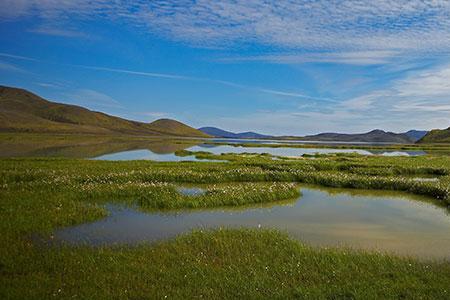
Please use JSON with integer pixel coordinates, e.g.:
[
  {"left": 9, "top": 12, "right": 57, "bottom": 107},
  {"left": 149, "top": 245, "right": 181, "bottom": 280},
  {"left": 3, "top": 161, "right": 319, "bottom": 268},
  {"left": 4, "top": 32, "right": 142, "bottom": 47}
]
[
  {"left": 2, "top": 1, "right": 450, "bottom": 56},
  {"left": 352, "top": 64, "right": 450, "bottom": 113},
  {"left": 395, "top": 66, "right": 450, "bottom": 97}
]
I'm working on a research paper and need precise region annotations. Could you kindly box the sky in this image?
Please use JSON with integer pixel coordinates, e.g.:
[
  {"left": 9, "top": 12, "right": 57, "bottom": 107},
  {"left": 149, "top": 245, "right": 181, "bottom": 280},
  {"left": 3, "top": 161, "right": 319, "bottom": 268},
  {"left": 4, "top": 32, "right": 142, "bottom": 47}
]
[{"left": 0, "top": 0, "right": 449, "bottom": 135}]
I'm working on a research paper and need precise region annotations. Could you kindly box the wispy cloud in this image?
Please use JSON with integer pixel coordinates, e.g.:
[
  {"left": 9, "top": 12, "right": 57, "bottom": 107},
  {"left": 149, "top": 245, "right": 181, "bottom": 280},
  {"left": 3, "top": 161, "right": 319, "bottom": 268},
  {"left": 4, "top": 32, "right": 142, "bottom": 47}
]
[
  {"left": 216, "top": 51, "right": 403, "bottom": 66},
  {"left": 74, "top": 63, "right": 334, "bottom": 102},
  {"left": 76, "top": 65, "right": 192, "bottom": 80},
  {"left": 29, "top": 26, "right": 88, "bottom": 38},
  {"left": 348, "top": 63, "right": 450, "bottom": 113},
  {"left": 0, "top": 51, "right": 332, "bottom": 102},
  {"left": 3, "top": 1, "right": 450, "bottom": 58},
  {"left": 0, "top": 52, "right": 39, "bottom": 61},
  {"left": 256, "top": 88, "right": 336, "bottom": 103},
  {"left": 139, "top": 1, "right": 450, "bottom": 53},
  {"left": 35, "top": 82, "right": 62, "bottom": 89},
  {"left": 62, "top": 89, "right": 123, "bottom": 109},
  {"left": 139, "top": 111, "right": 170, "bottom": 119},
  {"left": 213, "top": 64, "right": 450, "bottom": 134},
  {"left": 0, "top": 60, "right": 28, "bottom": 73}
]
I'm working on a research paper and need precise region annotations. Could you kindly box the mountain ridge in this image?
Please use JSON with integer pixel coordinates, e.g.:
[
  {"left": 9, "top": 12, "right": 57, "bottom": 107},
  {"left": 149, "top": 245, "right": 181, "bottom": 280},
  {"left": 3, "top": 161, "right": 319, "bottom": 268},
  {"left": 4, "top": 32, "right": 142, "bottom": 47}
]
[
  {"left": 198, "top": 126, "right": 272, "bottom": 139},
  {"left": 200, "top": 126, "right": 423, "bottom": 143},
  {"left": 288, "top": 129, "right": 413, "bottom": 143}
]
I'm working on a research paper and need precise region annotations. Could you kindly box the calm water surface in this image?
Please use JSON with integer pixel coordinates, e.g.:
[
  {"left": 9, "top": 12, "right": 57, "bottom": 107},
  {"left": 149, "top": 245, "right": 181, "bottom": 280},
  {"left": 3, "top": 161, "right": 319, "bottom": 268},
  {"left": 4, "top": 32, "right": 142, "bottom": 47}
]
[
  {"left": 54, "top": 185, "right": 450, "bottom": 260},
  {"left": 0, "top": 137, "right": 429, "bottom": 160},
  {"left": 94, "top": 144, "right": 426, "bottom": 161}
]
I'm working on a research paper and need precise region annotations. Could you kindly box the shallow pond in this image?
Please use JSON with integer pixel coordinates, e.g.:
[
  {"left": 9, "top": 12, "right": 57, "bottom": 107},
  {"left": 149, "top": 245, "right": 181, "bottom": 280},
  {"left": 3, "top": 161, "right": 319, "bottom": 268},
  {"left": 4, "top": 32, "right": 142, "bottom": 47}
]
[{"left": 53, "top": 185, "right": 450, "bottom": 260}]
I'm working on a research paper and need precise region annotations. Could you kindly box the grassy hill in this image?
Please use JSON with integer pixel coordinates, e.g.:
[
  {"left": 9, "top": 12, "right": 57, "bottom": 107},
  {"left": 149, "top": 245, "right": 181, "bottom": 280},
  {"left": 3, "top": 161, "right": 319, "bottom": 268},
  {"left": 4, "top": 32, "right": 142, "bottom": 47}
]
[
  {"left": 418, "top": 127, "right": 450, "bottom": 143},
  {"left": 0, "top": 86, "right": 210, "bottom": 138}
]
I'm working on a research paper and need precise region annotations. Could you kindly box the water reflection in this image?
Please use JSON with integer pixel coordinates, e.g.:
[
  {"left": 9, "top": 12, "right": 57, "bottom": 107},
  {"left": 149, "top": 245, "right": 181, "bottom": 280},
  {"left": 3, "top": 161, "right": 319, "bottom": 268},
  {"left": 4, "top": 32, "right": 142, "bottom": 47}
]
[
  {"left": 53, "top": 185, "right": 450, "bottom": 260},
  {"left": 0, "top": 135, "right": 440, "bottom": 160}
]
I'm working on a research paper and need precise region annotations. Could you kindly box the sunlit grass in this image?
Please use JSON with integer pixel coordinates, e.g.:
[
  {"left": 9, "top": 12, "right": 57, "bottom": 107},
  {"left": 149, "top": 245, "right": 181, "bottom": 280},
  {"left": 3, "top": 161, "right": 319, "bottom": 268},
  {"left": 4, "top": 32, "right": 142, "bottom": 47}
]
[{"left": 1, "top": 155, "right": 450, "bottom": 298}]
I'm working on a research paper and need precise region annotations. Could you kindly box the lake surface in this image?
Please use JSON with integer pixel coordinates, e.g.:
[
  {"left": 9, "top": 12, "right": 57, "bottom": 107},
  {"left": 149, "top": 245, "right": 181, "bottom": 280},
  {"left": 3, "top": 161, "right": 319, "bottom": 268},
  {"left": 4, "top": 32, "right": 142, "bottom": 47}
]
[
  {"left": 0, "top": 136, "right": 429, "bottom": 160},
  {"left": 93, "top": 149, "right": 223, "bottom": 162},
  {"left": 211, "top": 138, "right": 405, "bottom": 145},
  {"left": 93, "top": 144, "right": 426, "bottom": 161},
  {"left": 53, "top": 185, "right": 450, "bottom": 260}
]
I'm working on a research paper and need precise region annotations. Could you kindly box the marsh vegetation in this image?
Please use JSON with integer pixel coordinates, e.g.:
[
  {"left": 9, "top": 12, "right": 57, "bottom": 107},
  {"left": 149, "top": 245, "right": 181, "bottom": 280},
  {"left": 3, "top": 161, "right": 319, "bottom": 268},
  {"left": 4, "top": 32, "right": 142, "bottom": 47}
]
[{"left": 1, "top": 135, "right": 450, "bottom": 299}]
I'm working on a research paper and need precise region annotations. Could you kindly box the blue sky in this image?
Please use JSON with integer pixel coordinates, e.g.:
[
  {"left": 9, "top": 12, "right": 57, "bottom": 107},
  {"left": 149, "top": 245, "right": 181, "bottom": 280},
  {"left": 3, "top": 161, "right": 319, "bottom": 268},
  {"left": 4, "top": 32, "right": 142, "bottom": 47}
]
[{"left": 0, "top": 0, "right": 449, "bottom": 135}]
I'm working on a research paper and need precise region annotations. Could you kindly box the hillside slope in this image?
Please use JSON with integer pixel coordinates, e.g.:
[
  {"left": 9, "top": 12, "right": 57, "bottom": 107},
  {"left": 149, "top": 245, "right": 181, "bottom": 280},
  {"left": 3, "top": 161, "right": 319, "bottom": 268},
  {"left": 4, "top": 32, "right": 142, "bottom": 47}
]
[
  {"left": 418, "top": 127, "right": 450, "bottom": 143},
  {"left": 0, "top": 86, "right": 209, "bottom": 138}
]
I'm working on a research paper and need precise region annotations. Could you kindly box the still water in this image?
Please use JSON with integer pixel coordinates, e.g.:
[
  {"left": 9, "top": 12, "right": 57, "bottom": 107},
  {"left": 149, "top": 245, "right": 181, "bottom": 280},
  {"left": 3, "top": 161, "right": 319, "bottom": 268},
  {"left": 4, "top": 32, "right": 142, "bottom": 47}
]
[
  {"left": 0, "top": 136, "right": 428, "bottom": 160},
  {"left": 94, "top": 144, "right": 426, "bottom": 161},
  {"left": 53, "top": 185, "right": 450, "bottom": 260}
]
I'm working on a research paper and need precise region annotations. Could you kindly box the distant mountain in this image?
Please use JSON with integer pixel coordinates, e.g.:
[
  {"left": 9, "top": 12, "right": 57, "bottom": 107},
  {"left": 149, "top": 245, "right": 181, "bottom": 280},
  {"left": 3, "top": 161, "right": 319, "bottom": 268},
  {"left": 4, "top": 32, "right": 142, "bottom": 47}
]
[
  {"left": 297, "top": 129, "right": 413, "bottom": 143},
  {"left": 403, "top": 130, "right": 428, "bottom": 142},
  {"left": 201, "top": 126, "right": 416, "bottom": 143},
  {"left": 0, "top": 86, "right": 210, "bottom": 138},
  {"left": 199, "top": 127, "right": 272, "bottom": 139},
  {"left": 418, "top": 127, "right": 450, "bottom": 143}
]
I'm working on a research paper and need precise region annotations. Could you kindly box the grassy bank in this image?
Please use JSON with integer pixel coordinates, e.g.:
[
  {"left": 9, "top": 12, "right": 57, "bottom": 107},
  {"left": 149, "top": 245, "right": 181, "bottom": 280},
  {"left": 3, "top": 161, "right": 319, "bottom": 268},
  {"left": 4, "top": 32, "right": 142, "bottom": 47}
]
[{"left": 79, "top": 181, "right": 300, "bottom": 210}]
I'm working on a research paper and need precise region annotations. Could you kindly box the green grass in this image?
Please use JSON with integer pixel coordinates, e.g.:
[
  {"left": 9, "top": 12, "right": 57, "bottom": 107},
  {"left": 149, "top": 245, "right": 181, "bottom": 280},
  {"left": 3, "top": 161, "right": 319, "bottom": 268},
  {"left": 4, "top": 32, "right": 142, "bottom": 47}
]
[
  {"left": 1, "top": 154, "right": 449, "bottom": 203},
  {"left": 1, "top": 155, "right": 450, "bottom": 299},
  {"left": 2, "top": 228, "right": 450, "bottom": 299}
]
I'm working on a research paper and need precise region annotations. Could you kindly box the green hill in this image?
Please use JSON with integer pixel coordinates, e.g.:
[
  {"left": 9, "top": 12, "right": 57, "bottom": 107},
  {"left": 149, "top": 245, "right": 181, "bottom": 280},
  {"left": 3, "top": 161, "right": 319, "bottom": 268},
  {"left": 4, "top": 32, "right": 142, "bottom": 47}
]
[
  {"left": 0, "top": 86, "right": 210, "bottom": 138},
  {"left": 418, "top": 127, "right": 450, "bottom": 143}
]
